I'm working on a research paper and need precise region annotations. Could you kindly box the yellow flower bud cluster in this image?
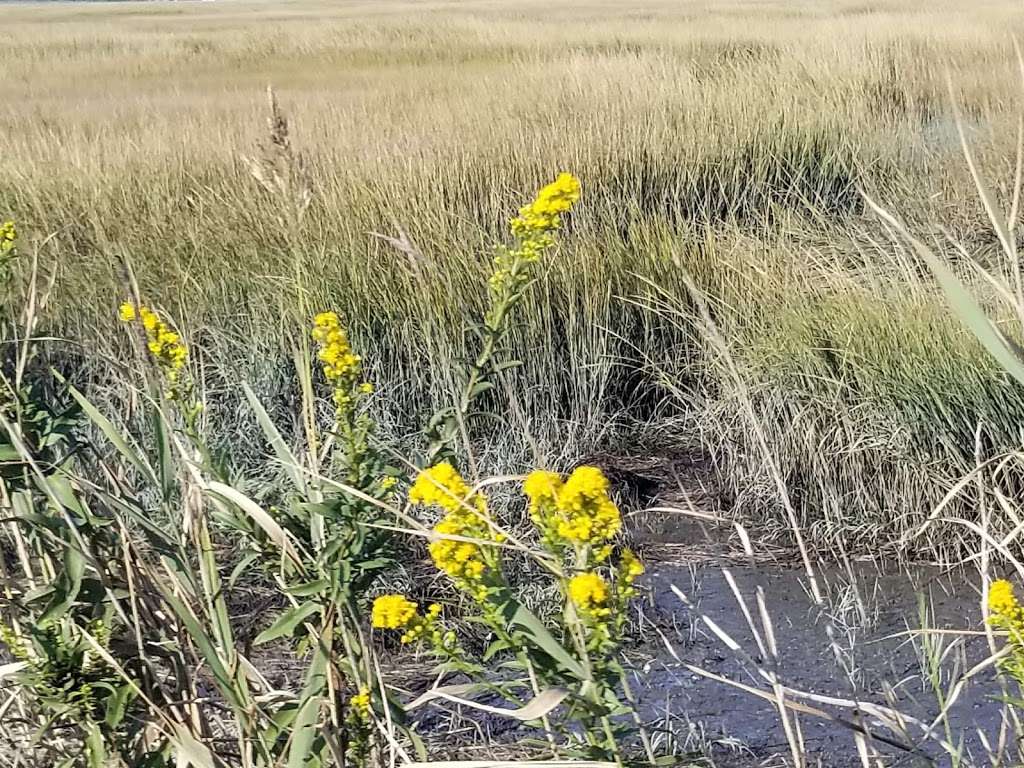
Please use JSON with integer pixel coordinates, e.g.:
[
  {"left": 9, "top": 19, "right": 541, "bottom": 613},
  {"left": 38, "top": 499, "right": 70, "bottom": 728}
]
[
  {"left": 490, "top": 172, "right": 581, "bottom": 295},
  {"left": 349, "top": 686, "right": 372, "bottom": 723},
  {"left": 312, "top": 311, "right": 373, "bottom": 418},
  {"left": 371, "top": 594, "right": 418, "bottom": 630},
  {"left": 370, "top": 596, "right": 454, "bottom": 650},
  {"left": 568, "top": 571, "right": 610, "bottom": 619},
  {"left": 410, "top": 462, "right": 504, "bottom": 599},
  {"left": 118, "top": 303, "right": 188, "bottom": 388},
  {"left": 0, "top": 220, "right": 15, "bottom": 256},
  {"left": 523, "top": 466, "right": 621, "bottom": 551}
]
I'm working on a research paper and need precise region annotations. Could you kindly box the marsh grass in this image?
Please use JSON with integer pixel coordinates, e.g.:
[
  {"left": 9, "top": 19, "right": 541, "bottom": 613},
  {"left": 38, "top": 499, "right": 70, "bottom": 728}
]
[{"left": 5, "top": 0, "right": 1024, "bottom": 551}]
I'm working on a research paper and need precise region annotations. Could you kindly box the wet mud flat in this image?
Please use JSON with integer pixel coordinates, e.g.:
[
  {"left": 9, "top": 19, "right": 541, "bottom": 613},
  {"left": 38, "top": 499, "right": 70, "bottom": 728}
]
[{"left": 633, "top": 560, "right": 1002, "bottom": 767}]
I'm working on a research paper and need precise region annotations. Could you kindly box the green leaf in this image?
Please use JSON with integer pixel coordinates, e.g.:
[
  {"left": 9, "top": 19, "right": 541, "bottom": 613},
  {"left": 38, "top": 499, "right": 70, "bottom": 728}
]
[
  {"left": 62, "top": 380, "right": 156, "bottom": 486},
  {"left": 482, "top": 638, "right": 512, "bottom": 661},
  {"left": 39, "top": 543, "right": 85, "bottom": 622},
  {"left": 285, "top": 579, "right": 330, "bottom": 598},
  {"left": 254, "top": 602, "right": 321, "bottom": 645},
  {"left": 228, "top": 552, "right": 261, "bottom": 589},
  {"left": 243, "top": 383, "right": 304, "bottom": 492},
  {"left": 469, "top": 381, "right": 494, "bottom": 398},
  {"left": 84, "top": 723, "right": 105, "bottom": 768},
  {"left": 104, "top": 684, "right": 135, "bottom": 729},
  {"left": 287, "top": 626, "right": 330, "bottom": 768},
  {"left": 506, "top": 600, "right": 585, "bottom": 678},
  {"left": 864, "top": 195, "right": 1024, "bottom": 387}
]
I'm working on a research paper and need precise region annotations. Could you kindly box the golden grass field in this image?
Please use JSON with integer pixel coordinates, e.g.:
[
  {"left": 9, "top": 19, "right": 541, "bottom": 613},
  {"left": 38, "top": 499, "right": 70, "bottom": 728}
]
[{"left": 4, "top": 0, "right": 1024, "bottom": 548}]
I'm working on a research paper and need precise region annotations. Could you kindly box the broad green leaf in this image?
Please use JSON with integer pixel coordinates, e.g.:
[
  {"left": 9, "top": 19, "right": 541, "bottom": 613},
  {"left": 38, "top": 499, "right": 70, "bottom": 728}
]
[
  {"left": 104, "top": 684, "right": 134, "bottom": 729},
  {"left": 254, "top": 602, "right": 321, "bottom": 645},
  {"left": 506, "top": 601, "right": 585, "bottom": 678},
  {"left": 40, "top": 543, "right": 85, "bottom": 622}
]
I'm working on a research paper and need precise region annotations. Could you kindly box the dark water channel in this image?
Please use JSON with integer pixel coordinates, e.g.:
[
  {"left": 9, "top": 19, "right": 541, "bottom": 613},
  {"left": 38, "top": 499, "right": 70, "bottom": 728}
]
[{"left": 633, "top": 560, "right": 1004, "bottom": 767}]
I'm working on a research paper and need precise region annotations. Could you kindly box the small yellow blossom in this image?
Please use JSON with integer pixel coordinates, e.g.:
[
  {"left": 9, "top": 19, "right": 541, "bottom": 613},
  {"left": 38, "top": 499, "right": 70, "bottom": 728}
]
[
  {"left": 990, "top": 580, "right": 1023, "bottom": 623},
  {"left": 490, "top": 173, "right": 581, "bottom": 295},
  {"left": 569, "top": 572, "right": 610, "bottom": 618},
  {"left": 312, "top": 311, "right": 372, "bottom": 418},
  {"left": 620, "top": 549, "right": 644, "bottom": 582},
  {"left": 411, "top": 463, "right": 501, "bottom": 596},
  {"left": 410, "top": 461, "right": 474, "bottom": 515},
  {"left": 349, "top": 686, "right": 371, "bottom": 722},
  {"left": 371, "top": 594, "right": 418, "bottom": 630},
  {"left": 119, "top": 303, "right": 188, "bottom": 388},
  {"left": 510, "top": 173, "right": 582, "bottom": 238},
  {"left": 523, "top": 470, "right": 562, "bottom": 515},
  {"left": 556, "top": 466, "right": 621, "bottom": 545},
  {"left": 523, "top": 466, "right": 621, "bottom": 551}
]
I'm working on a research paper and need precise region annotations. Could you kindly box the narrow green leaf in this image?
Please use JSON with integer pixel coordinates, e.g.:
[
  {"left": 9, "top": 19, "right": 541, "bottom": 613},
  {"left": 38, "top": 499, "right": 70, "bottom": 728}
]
[
  {"left": 254, "top": 602, "right": 320, "bottom": 645},
  {"left": 286, "top": 627, "right": 330, "bottom": 768},
  {"left": 63, "top": 381, "right": 156, "bottom": 486},
  {"left": 243, "top": 383, "right": 304, "bottom": 492},
  {"left": 865, "top": 195, "right": 1024, "bottom": 387},
  {"left": 285, "top": 578, "right": 330, "bottom": 597}
]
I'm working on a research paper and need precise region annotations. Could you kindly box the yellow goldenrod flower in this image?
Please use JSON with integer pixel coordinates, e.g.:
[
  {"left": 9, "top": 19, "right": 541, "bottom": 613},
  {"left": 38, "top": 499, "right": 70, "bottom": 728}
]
[
  {"left": 620, "top": 548, "right": 645, "bottom": 582},
  {"left": 523, "top": 470, "right": 563, "bottom": 515},
  {"left": 412, "top": 462, "right": 501, "bottom": 595},
  {"left": 489, "top": 173, "right": 581, "bottom": 297},
  {"left": 990, "top": 580, "right": 1023, "bottom": 622},
  {"left": 523, "top": 466, "right": 621, "bottom": 551},
  {"left": 371, "top": 594, "right": 418, "bottom": 630},
  {"left": 569, "top": 572, "right": 610, "bottom": 618},
  {"left": 410, "top": 461, "right": 474, "bottom": 515},
  {"left": 311, "top": 310, "right": 372, "bottom": 419},
  {"left": 510, "top": 173, "right": 581, "bottom": 238},
  {"left": 349, "top": 686, "right": 371, "bottom": 722},
  {"left": 119, "top": 303, "right": 188, "bottom": 389},
  {"left": 556, "top": 466, "right": 621, "bottom": 545}
]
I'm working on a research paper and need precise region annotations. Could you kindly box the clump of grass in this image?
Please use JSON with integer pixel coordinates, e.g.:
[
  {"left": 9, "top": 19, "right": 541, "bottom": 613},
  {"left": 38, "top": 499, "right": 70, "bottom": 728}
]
[{"left": 4, "top": 0, "right": 1024, "bottom": 554}]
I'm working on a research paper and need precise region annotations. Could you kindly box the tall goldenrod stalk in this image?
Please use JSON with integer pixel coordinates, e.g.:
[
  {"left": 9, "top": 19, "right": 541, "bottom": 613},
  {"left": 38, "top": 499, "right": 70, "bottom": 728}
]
[{"left": 426, "top": 173, "right": 581, "bottom": 465}]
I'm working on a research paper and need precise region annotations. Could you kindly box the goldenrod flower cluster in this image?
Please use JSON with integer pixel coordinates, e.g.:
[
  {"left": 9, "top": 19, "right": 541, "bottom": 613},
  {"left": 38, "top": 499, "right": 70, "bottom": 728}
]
[
  {"left": 523, "top": 466, "right": 621, "bottom": 551},
  {"left": 411, "top": 462, "right": 503, "bottom": 598},
  {"left": 490, "top": 172, "right": 581, "bottom": 294},
  {"left": 349, "top": 686, "right": 371, "bottom": 722},
  {"left": 312, "top": 311, "right": 372, "bottom": 418},
  {"left": 617, "top": 548, "right": 645, "bottom": 598},
  {"left": 989, "top": 579, "right": 1024, "bottom": 683},
  {"left": 371, "top": 594, "right": 418, "bottom": 630},
  {"left": 371, "top": 595, "right": 454, "bottom": 649},
  {"left": 568, "top": 572, "right": 610, "bottom": 619},
  {"left": 0, "top": 221, "right": 15, "bottom": 255},
  {"left": 118, "top": 303, "right": 188, "bottom": 388},
  {"left": 510, "top": 173, "right": 582, "bottom": 240}
]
